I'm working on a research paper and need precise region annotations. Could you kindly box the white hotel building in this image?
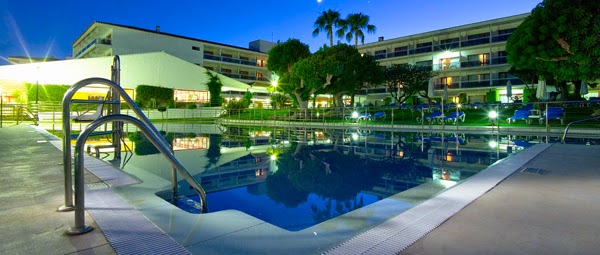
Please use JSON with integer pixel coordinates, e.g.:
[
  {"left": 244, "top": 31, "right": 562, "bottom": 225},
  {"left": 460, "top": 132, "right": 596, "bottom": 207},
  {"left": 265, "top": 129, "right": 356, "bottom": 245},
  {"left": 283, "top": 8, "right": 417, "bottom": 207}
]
[
  {"left": 0, "top": 22, "right": 275, "bottom": 104},
  {"left": 357, "top": 13, "right": 529, "bottom": 105}
]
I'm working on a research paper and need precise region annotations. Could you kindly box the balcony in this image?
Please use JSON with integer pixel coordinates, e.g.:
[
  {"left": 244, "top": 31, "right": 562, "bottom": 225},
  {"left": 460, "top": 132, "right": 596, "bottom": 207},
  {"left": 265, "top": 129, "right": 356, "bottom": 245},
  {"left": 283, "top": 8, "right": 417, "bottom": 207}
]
[
  {"left": 75, "top": 38, "right": 112, "bottom": 58},
  {"left": 434, "top": 42, "right": 460, "bottom": 51},
  {"left": 491, "top": 33, "right": 512, "bottom": 43},
  {"left": 491, "top": 57, "right": 508, "bottom": 65},
  {"left": 386, "top": 51, "right": 408, "bottom": 58},
  {"left": 203, "top": 54, "right": 263, "bottom": 67},
  {"left": 460, "top": 60, "right": 490, "bottom": 68},
  {"left": 409, "top": 47, "right": 433, "bottom": 55},
  {"left": 491, "top": 78, "right": 523, "bottom": 86},
  {"left": 461, "top": 80, "right": 491, "bottom": 88},
  {"left": 460, "top": 37, "right": 490, "bottom": 48},
  {"left": 240, "top": 74, "right": 257, "bottom": 80},
  {"left": 221, "top": 73, "right": 240, "bottom": 79}
]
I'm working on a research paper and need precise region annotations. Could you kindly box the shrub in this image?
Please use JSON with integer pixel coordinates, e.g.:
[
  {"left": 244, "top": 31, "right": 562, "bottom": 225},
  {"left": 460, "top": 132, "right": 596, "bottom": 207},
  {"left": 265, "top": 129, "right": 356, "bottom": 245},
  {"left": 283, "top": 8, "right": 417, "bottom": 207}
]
[
  {"left": 25, "top": 84, "right": 70, "bottom": 102},
  {"left": 135, "top": 85, "right": 174, "bottom": 109},
  {"left": 188, "top": 103, "right": 198, "bottom": 109}
]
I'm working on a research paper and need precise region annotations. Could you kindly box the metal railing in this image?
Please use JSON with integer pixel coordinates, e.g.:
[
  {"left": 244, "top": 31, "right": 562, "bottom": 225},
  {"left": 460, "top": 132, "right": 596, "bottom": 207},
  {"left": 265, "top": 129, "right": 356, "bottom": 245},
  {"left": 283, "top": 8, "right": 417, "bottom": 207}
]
[
  {"left": 61, "top": 77, "right": 208, "bottom": 234},
  {"left": 69, "top": 114, "right": 208, "bottom": 234},
  {"left": 561, "top": 116, "right": 600, "bottom": 143}
]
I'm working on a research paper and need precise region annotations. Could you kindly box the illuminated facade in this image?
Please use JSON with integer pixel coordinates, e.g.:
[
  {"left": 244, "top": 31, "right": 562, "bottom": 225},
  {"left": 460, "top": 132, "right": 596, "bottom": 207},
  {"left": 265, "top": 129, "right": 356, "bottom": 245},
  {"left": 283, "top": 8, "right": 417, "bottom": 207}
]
[
  {"left": 357, "top": 13, "right": 529, "bottom": 105},
  {"left": 73, "top": 22, "right": 273, "bottom": 85}
]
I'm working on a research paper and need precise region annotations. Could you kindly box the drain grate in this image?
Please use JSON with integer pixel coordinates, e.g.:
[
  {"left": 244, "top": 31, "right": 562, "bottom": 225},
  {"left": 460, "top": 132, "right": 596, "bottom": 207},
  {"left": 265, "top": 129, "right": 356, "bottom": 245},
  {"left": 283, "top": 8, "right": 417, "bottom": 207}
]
[
  {"left": 521, "top": 167, "right": 546, "bottom": 175},
  {"left": 86, "top": 182, "right": 109, "bottom": 190}
]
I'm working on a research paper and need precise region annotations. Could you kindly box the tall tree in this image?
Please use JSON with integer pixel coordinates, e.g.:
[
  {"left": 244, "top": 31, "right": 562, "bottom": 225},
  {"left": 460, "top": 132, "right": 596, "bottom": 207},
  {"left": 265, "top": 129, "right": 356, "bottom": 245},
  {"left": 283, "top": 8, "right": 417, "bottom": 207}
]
[
  {"left": 383, "top": 64, "right": 436, "bottom": 104},
  {"left": 339, "top": 12, "right": 377, "bottom": 48},
  {"left": 323, "top": 44, "right": 383, "bottom": 107},
  {"left": 312, "top": 9, "right": 345, "bottom": 47},
  {"left": 267, "top": 39, "right": 311, "bottom": 105},
  {"left": 506, "top": 0, "right": 600, "bottom": 98}
]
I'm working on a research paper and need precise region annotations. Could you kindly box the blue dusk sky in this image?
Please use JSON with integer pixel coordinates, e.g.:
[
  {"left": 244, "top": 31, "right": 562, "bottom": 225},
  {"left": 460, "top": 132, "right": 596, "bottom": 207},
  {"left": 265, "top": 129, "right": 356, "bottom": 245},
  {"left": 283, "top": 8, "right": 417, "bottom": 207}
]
[{"left": 0, "top": 0, "right": 540, "bottom": 64}]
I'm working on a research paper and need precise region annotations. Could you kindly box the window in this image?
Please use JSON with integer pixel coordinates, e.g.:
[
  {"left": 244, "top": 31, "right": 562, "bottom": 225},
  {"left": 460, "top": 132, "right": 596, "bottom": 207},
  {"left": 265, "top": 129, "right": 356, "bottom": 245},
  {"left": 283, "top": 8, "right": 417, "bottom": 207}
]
[
  {"left": 240, "top": 56, "right": 249, "bottom": 61},
  {"left": 204, "top": 66, "right": 214, "bottom": 70},
  {"left": 222, "top": 54, "right": 233, "bottom": 58},
  {"left": 221, "top": 68, "right": 232, "bottom": 73},
  {"left": 204, "top": 50, "right": 213, "bottom": 55},
  {"left": 256, "top": 72, "right": 263, "bottom": 79},
  {"left": 192, "top": 46, "right": 200, "bottom": 51},
  {"left": 240, "top": 71, "right": 249, "bottom": 75},
  {"left": 257, "top": 59, "right": 265, "bottom": 67}
]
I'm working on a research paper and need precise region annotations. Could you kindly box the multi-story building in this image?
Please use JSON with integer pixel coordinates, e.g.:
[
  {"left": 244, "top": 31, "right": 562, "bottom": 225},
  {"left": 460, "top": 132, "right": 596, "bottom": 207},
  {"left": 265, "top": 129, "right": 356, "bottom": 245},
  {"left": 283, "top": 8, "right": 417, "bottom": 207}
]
[
  {"left": 72, "top": 21, "right": 274, "bottom": 86},
  {"left": 357, "top": 13, "right": 529, "bottom": 105}
]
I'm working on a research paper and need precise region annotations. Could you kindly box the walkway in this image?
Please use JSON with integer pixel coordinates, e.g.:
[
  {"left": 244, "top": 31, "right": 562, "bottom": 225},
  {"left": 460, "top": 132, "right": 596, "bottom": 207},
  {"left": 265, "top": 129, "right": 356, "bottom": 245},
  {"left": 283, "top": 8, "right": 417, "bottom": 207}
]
[
  {"left": 0, "top": 125, "right": 115, "bottom": 254},
  {"left": 1, "top": 124, "right": 599, "bottom": 254}
]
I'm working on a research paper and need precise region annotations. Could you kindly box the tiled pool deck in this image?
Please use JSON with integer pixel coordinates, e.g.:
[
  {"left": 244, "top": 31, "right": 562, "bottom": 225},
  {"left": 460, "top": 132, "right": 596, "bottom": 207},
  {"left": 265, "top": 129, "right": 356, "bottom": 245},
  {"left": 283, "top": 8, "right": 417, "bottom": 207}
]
[{"left": 1, "top": 124, "right": 599, "bottom": 254}]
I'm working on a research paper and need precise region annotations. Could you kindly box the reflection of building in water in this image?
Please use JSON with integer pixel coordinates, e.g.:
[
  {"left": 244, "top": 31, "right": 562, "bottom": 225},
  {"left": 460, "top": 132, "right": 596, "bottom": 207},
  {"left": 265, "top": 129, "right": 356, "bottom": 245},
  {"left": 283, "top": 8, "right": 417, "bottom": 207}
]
[
  {"left": 172, "top": 136, "right": 209, "bottom": 150},
  {"left": 199, "top": 153, "right": 271, "bottom": 192}
]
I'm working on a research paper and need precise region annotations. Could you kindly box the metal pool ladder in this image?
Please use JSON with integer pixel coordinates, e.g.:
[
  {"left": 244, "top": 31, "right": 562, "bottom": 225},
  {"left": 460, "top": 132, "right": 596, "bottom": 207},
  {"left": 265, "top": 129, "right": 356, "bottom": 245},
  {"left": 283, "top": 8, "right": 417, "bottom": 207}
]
[
  {"left": 561, "top": 116, "right": 600, "bottom": 143},
  {"left": 60, "top": 76, "right": 208, "bottom": 235}
]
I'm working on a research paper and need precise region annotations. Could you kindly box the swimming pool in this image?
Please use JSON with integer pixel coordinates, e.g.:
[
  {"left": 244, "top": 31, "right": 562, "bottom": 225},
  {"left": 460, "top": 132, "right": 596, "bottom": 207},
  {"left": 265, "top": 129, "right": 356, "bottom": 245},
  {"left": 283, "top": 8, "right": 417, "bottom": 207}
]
[{"left": 115, "top": 126, "right": 519, "bottom": 233}]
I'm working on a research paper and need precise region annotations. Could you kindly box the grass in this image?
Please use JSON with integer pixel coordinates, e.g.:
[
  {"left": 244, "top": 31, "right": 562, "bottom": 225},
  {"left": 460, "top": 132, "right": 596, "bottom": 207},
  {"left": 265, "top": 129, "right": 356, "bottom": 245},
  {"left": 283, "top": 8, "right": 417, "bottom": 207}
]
[{"left": 220, "top": 106, "right": 600, "bottom": 129}]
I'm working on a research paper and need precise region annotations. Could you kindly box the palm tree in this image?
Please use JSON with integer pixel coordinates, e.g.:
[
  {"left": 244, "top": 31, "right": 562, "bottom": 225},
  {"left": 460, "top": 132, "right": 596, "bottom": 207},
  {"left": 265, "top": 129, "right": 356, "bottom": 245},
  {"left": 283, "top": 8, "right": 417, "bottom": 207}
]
[
  {"left": 340, "top": 13, "right": 377, "bottom": 48},
  {"left": 312, "top": 9, "right": 344, "bottom": 47}
]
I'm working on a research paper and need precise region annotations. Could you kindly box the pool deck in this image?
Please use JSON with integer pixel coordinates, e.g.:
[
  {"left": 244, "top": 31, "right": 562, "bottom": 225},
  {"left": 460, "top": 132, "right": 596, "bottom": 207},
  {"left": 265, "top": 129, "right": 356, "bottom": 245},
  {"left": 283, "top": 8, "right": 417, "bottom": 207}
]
[{"left": 1, "top": 124, "right": 599, "bottom": 254}]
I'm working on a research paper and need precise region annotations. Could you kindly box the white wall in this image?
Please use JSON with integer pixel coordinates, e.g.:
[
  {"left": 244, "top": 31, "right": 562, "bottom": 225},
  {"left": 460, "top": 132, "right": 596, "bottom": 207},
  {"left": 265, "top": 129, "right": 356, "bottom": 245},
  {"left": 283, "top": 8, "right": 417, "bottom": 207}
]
[
  {"left": 112, "top": 28, "right": 205, "bottom": 65},
  {"left": 0, "top": 52, "right": 252, "bottom": 93}
]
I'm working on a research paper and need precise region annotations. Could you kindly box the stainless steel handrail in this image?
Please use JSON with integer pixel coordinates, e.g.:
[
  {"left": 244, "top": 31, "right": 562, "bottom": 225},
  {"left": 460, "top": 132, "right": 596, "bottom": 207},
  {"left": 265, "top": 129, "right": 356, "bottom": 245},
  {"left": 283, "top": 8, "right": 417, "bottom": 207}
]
[
  {"left": 561, "top": 116, "right": 600, "bottom": 143},
  {"left": 67, "top": 114, "right": 208, "bottom": 234},
  {"left": 61, "top": 78, "right": 205, "bottom": 213}
]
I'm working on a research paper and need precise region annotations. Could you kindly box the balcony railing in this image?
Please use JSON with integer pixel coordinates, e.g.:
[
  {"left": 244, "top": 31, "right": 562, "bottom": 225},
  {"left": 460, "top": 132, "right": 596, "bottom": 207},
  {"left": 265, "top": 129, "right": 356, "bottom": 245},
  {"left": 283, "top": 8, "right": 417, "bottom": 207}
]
[
  {"left": 221, "top": 73, "right": 240, "bottom": 79},
  {"left": 461, "top": 80, "right": 491, "bottom": 88},
  {"left": 203, "top": 54, "right": 263, "bottom": 67},
  {"left": 460, "top": 37, "right": 490, "bottom": 47},
  {"left": 491, "top": 57, "right": 508, "bottom": 65},
  {"left": 434, "top": 62, "right": 460, "bottom": 71},
  {"left": 460, "top": 60, "right": 490, "bottom": 68},
  {"left": 386, "top": 51, "right": 408, "bottom": 58},
  {"left": 491, "top": 33, "right": 512, "bottom": 43},
  {"left": 434, "top": 42, "right": 460, "bottom": 51}
]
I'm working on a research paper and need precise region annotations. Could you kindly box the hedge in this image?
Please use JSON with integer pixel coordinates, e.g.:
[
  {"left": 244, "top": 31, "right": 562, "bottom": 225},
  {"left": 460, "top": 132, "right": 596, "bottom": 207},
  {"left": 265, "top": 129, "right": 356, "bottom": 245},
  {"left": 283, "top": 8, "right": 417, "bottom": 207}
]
[
  {"left": 25, "top": 83, "right": 70, "bottom": 102},
  {"left": 135, "top": 85, "right": 174, "bottom": 109}
]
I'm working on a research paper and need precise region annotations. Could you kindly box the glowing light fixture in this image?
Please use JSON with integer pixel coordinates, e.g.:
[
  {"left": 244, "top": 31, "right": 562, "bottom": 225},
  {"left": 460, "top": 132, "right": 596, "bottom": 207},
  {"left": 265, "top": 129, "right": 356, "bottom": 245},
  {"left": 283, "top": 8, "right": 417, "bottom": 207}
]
[
  {"left": 352, "top": 111, "right": 359, "bottom": 118},
  {"left": 488, "top": 110, "right": 498, "bottom": 119},
  {"left": 270, "top": 155, "right": 277, "bottom": 160},
  {"left": 352, "top": 133, "right": 359, "bottom": 141},
  {"left": 489, "top": 141, "right": 498, "bottom": 148}
]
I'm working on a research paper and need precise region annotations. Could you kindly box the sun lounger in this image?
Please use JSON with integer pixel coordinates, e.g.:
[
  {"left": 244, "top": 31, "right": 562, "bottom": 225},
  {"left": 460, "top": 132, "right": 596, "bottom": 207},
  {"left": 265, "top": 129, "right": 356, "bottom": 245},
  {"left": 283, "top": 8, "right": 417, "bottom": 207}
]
[
  {"left": 507, "top": 109, "right": 531, "bottom": 124},
  {"left": 417, "top": 111, "right": 443, "bottom": 124},
  {"left": 444, "top": 111, "right": 465, "bottom": 124},
  {"left": 539, "top": 107, "right": 565, "bottom": 124}
]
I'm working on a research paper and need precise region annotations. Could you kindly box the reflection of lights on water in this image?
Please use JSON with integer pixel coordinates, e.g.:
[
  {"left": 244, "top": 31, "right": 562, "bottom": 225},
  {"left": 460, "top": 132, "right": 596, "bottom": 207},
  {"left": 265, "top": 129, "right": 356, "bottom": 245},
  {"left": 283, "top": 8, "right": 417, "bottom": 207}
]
[
  {"left": 489, "top": 141, "right": 498, "bottom": 148},
  {"left": 352, "top": 133, "right": 359, "bottom": 141}
]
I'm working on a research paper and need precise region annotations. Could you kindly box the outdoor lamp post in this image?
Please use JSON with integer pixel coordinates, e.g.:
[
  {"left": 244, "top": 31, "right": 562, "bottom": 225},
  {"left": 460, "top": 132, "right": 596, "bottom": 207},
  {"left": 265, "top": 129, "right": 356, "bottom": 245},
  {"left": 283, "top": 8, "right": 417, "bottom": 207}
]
[{"left": 489, "top": 110, "right": 498, "bottom": 130}]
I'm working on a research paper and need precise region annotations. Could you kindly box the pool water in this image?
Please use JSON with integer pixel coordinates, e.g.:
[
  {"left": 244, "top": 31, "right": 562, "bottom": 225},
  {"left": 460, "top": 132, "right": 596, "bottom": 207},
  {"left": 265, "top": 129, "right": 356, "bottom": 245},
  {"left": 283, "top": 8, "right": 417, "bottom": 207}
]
[
  {"left": 118, "top": 127, "right": 525, "bottom": 232},
  {"left": 179, "top": 183, "right": 382, "bottom": 231}
]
